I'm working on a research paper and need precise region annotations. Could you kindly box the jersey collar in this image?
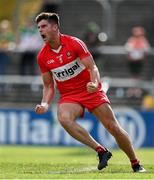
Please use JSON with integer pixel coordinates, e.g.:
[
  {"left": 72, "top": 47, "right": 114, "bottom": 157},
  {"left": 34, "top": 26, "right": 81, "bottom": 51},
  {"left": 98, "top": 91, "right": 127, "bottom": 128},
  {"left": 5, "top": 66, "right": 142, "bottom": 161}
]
[{"left": 46, "top": 33, "right": 65, "bottom": 51}]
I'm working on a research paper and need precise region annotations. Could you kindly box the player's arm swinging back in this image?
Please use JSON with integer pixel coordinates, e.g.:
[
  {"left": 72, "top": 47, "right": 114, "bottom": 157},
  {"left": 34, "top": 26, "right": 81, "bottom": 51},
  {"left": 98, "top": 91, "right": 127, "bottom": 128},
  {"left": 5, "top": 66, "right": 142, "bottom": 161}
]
[{"left": 35, "top": 71, "right": 55, "bottom": 114}]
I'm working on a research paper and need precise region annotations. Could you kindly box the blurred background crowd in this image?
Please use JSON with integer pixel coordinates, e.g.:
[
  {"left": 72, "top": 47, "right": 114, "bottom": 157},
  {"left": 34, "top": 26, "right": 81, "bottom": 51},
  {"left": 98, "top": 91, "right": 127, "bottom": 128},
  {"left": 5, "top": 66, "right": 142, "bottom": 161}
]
[{"left": 0, "top": 0, "right": 154, "bottom": 110}]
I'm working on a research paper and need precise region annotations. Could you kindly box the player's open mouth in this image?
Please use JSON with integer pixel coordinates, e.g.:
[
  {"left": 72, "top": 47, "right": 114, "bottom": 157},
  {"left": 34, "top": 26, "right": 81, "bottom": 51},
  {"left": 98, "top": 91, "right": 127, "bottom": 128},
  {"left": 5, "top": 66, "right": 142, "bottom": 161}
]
[{"left": 41, "top": 34, "right": 46, "bottom": 40}]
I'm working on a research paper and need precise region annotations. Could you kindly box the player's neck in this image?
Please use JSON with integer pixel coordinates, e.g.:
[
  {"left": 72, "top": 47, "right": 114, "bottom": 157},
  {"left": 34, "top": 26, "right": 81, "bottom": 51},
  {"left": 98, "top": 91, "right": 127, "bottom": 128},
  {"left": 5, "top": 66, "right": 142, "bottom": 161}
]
[{"left": 49, "top": 32, "right": 61, "bottom": 50}]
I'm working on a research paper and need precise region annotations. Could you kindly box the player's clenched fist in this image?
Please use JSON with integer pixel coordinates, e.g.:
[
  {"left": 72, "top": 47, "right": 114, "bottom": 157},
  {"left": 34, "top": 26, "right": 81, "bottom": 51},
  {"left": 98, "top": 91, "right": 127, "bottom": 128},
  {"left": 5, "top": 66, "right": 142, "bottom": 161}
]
[
  {"left": 87, "top": 82, "right": 98, "bottom": 93},
  {"left": 35, "top": 103, "right": 49, "bottom": 114}
]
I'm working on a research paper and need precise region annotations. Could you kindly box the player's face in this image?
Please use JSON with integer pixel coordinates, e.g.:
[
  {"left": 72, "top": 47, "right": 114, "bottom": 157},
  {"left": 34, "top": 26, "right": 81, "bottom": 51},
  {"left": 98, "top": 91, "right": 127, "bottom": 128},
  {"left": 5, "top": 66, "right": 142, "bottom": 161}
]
[{"left": 37, "top": 20, "right": 57, "bottom": 43}]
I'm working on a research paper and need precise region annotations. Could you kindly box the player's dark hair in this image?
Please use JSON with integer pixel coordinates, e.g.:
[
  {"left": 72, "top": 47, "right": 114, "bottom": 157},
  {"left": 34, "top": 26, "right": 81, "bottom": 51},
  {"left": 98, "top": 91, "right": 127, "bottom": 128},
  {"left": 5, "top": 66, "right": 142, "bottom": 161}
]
[{"left": 35, "top": 12, "right": 60, "bottom": 27}]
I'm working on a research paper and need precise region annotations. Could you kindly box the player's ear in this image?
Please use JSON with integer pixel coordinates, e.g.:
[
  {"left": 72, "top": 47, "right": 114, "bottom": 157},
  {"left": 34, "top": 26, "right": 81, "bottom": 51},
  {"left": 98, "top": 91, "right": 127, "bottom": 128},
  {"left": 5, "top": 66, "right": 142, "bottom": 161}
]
[{"left": 52, "top": 24, "right": 58, "bottom": 31}]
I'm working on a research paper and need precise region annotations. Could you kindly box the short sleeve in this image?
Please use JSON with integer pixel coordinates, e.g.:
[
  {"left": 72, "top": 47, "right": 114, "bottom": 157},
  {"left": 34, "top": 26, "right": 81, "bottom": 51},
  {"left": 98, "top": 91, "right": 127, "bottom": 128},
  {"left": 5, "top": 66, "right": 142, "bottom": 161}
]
[{"left": 71, "top": 37, "right": 91, "bottom": 60}]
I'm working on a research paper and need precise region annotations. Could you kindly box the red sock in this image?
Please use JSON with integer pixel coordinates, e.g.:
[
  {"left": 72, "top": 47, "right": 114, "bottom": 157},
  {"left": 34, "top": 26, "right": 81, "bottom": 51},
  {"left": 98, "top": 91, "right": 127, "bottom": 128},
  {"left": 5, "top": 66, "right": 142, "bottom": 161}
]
[
  {"left": 131, "top": 159, "right": 140, "bottom": 166},
  {"left": 95, "top": 145, "right": 106, "bottom": 153}
]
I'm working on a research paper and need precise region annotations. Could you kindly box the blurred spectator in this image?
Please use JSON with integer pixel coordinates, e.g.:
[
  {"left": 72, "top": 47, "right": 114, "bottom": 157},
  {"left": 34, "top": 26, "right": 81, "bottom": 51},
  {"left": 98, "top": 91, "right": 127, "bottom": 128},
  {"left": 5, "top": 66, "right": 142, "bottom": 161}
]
[
  {"left": 142, "top": 92, "right": 154, "bottom": 110},
  {"left": 0, "top": 19, "right": 15, "bottom": 74},
  {"left": 17, "top": 17, "right": 43, "bottom": 75},
  {"left": 125, "top": 26, "right": 151, "bottom": 79},
  {"left": 83, "top": 22, "right": 101, "bottom": 48},
  {"left": 82, "top": 22, "right": 102, "bottom": 59}
]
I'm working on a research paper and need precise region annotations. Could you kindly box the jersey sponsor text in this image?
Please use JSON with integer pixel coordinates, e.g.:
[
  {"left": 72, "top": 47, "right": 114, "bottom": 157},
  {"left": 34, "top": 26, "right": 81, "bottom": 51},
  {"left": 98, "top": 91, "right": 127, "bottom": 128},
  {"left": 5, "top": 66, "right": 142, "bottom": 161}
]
[{"left": 52, "top": 59, "right": 85, "bottom": 81}]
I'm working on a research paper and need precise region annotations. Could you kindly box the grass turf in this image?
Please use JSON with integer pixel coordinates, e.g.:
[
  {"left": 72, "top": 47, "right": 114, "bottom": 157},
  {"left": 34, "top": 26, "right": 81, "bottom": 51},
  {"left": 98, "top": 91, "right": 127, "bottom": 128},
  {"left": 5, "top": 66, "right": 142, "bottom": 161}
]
[{"left": 0, "top": 146, "right": 154, "bottom": 179}]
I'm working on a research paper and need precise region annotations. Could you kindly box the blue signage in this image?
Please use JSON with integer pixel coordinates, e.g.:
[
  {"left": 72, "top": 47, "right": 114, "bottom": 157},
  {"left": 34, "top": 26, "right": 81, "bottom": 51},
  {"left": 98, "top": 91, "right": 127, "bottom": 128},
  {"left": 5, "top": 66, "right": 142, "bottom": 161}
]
[{"left": 0, "top": 107, "right": 154, "bottom": 147}]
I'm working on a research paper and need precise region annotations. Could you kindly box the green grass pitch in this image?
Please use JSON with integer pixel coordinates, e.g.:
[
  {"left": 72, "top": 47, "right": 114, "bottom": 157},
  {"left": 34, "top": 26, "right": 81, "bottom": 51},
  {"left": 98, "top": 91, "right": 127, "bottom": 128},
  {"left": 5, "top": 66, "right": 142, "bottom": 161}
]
[{"left": 0, "top": 146, "right": 154, "bottom": 179}]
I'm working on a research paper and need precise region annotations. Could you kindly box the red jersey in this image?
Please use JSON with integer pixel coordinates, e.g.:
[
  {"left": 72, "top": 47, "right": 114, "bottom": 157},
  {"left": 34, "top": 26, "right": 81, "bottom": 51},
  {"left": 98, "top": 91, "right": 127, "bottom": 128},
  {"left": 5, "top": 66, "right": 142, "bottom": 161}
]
[{"left": 37, "top": 34, "right": 102, "bottom": 96}]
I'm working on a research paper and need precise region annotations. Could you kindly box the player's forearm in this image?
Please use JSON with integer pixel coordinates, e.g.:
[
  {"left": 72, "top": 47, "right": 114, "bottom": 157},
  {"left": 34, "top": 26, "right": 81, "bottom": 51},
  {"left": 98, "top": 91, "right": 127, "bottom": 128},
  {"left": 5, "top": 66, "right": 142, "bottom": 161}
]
[
  {"left": 90, "top": 65, "right": 101, "bottom": 86},
  {"left": 41, "top": 84, "right": 55, "bottom": 106}
]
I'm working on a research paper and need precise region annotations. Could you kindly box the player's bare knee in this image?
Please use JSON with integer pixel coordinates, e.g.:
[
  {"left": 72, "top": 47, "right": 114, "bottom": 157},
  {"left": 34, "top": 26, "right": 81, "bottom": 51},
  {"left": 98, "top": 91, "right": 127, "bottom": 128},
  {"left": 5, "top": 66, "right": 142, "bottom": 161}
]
[
  {"left": 58, "top": 112, "right": 73, "bottom": 126},
  {"left": 107, "top": 121, "right": 121, "bottom": 137}
]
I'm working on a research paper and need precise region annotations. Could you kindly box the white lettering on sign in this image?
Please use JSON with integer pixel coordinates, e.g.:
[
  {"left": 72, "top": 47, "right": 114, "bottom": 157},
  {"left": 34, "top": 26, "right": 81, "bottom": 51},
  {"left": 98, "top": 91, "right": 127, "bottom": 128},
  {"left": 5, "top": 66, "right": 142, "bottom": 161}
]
[{"left": 0, "top": 110, "right": 94, "bottom": 146}]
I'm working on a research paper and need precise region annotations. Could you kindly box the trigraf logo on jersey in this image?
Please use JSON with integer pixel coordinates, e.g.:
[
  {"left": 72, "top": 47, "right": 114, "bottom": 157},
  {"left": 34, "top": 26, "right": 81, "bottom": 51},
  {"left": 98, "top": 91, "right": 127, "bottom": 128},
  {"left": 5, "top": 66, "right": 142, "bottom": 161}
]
[{"left": 52, "top": 59, "right": 85, "bottom": 81}]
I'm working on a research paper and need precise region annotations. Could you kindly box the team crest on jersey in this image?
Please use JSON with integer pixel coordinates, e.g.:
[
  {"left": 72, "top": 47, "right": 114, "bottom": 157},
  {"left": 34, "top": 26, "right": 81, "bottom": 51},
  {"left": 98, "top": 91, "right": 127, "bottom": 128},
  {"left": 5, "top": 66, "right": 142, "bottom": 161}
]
[
  {"left": 66, "top": 51, "right": 72, "bottom": 59},
  {"left": 66, "top": 51, "right": 71, "bottom": 57}
]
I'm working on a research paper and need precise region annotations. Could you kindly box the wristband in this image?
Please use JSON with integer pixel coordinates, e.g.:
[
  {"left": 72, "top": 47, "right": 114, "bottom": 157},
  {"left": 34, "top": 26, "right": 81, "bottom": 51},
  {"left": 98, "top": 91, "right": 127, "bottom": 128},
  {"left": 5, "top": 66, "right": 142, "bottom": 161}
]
[{"left": 41, "top": 102, "right": 49, "bottom": 110}]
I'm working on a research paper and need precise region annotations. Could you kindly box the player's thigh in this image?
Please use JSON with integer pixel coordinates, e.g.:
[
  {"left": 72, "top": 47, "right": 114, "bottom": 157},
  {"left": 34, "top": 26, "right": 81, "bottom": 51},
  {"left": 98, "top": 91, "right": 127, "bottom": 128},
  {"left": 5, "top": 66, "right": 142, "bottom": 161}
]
[
  {"left": 57, "top": 103, "right": 83, "bottom": 122},
  {"left": 92, "top": 103, "right": 120, "bottom": 129}
]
